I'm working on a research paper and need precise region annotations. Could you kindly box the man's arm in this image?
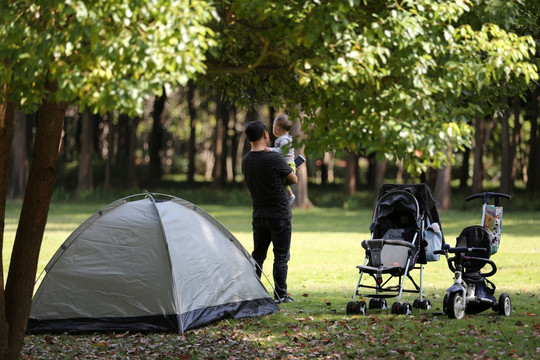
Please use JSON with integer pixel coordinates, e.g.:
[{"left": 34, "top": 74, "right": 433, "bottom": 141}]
[{"left": 284, "top": 170, "right": 297, "bottom": 186}]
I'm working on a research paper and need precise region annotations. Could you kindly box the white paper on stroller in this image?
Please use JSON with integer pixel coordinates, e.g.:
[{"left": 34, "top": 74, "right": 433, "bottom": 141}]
[{"left": 483, "top": 205, "right": 503, "bottom": 254}]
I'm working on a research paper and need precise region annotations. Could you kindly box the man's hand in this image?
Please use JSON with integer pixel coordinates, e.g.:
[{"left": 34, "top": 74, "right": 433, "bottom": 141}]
[{"left": 285, "top": 171, "right": 297, "bottom": 185}]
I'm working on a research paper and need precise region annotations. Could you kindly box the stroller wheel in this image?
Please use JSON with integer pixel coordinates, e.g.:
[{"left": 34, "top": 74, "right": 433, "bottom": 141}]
[
  {"left": 369, "top": 298, "right": 388, "bottom": 310},
  {"left": 346, "top": 301, "right": 367, "bottom": 315},
  {"left": 443, "top": 293, "right": 449, "bottom": 314},
  {"left": 391, "top": 301, "right": 411, "bottom": 315},
  {"left": 413, "top": 299, "right": 422, "bottom": 309},
  {"left": 346, "top": 301, "right": 355, "bottom": 315},
  {"left": 498, "top": 293, "right": 512, "bottom": 316},
  {"left": 357, "top": 301, "right": 367, "bottom": 315},
  {"left": 401, "top": 302, "right": 412, "bottom": 315},
  {"left": 422, "top": 299, "right": 432, "bottom": 310},
  {"left": 447, "top": 292, "right": 466, "bottom": 319}
]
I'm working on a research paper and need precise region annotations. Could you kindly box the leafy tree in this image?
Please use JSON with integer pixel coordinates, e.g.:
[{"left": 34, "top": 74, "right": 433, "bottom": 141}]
[
  {"left": 0, "top": 1, "right": 215, "bottom": 358},
  {"left": 204, "top": 0, "right": 537, "bottom": 174}
]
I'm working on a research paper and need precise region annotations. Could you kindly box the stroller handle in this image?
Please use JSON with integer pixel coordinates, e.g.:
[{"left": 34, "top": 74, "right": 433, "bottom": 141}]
[
  {"left": 361, "top": 239, "right": 415, "bottom": 250},
  {"left": 435, "top": 246, "right": 488, "bottom": 255},
  {"left": 444, "top": 255, "right": 497, "bottom": 277},
  {"left": 466, "top": 192, "right": 511, "bottom": 206}
]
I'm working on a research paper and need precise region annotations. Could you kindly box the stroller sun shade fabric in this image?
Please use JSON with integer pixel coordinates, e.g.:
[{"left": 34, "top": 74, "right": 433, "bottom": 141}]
[{"left": 27, "top": 193, "right": 278, "bottom": 333}]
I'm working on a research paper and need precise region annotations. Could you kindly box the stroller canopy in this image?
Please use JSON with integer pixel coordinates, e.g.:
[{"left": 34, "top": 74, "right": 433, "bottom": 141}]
[{"left": 376, "top": 184, "right": 441, "bottom": 228}]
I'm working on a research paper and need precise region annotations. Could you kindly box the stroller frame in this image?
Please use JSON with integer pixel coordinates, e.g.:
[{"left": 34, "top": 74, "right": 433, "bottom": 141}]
[
  {"left": 347, "top": 184, "right": 442, "bottom": 316},
  {"left": 435, "top": 192, "right": 512, "bottom": 319}
]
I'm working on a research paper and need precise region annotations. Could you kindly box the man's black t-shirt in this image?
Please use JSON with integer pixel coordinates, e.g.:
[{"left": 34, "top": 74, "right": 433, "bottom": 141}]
[{"left": 242, "top": 150, "right": 292, "bottom": 219}]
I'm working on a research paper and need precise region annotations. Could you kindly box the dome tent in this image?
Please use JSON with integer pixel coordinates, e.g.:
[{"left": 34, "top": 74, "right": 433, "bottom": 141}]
[{"left": 27, "top": 193, "right": 278, "bottom": 333}]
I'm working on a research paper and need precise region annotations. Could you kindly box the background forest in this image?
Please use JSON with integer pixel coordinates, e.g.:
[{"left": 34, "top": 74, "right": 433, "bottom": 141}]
[{"left": 7, "top": 82, "right": 540, "bottom": 211}]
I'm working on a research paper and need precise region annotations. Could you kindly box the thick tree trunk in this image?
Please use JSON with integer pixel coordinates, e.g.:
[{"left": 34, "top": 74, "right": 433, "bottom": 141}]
[
  {"left": 472, "top": 117, "right": 485, "bottom": 194},
  {"left": 76, "top": 109, "right": 94, "bottom": 197},
  {"left": 4, "top": 82, "right": 66, "bottom": 360},
  {"left": 0, "top": 97, "right": 16, "bottom": 360},
  {"left": 8, "top": 111, "right": 29, "bottom": 199}
]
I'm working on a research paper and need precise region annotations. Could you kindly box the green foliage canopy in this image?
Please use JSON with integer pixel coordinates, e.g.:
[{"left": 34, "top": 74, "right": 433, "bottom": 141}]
[
  {"left": 206, "top": 0, "right": 538, "bottom": 173},
  {"left": 1, "top": 0, "right": 538, "bottom": 173},
  {"left": 0, "top": 0, "right": 217, "bottom": 116}
]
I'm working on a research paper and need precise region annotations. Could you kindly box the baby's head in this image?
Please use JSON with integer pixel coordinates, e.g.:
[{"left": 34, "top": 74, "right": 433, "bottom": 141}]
[{"left": 273, "top": 114, "right": 292, "bottom": 136}]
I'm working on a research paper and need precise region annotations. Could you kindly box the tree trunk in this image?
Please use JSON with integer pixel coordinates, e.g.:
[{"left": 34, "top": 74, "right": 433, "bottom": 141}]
[
  {"left": 345, "top": 150, "right": 358, "bottom": 196},
  {"left": 526, "top": 87, "right": 540, "bottom": 193},
  {"left": 291, "top": 116, "right": 311, "bottom": 208},
  {"left": 511, "top": 96, "right": 522, "bottom": 186},
  {"left": 500, "top": 98, "right": 516, "bottom": 195},
  {"left": 4, "top": 81, "right": 66, "bottom": 360},
  {"left": 101, "top": 113, "right": 112, "bottom": 190},
  {"left": 367, "top": 153, "right": 385, "bottom": 191},
  {"left": 228, "top": 106, "right": 240, "bottom": 182},
  {"left": 323, "top": 151, "right": 334, "bottom": 184},
  {"left": 128, "top": 117, "right": 139, "bottom": 189},
  {"left": 472, "top": 117, "right": 485, "bottom": 194},
  {"left": 0, "top": 97, "right": 16, "bottom": 360},
  {"left": 149, "top": 92, "right": 166, "bottom": 180},
  {"left": 212, "top": 93, "right": 226, "bottom": 189},
  {"left": 76, "top": 109, "right": 94, "bottom": 197},
  {"left": 435, "top": 150, "right": 452, "bottom": 210},
  {"left": 8, "top": 111, "right": 29, "bottom": 199},
  {"left": 187, "top": 81, "right": 197, "bottom": 184},
  {"left": 458, "top": 147, "right": 470, "bottom": 190}
]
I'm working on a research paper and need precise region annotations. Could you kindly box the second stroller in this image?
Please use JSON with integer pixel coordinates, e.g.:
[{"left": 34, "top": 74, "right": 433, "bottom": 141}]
[{"left": 435, "top": 192, "right": 512, "bottom": 319}]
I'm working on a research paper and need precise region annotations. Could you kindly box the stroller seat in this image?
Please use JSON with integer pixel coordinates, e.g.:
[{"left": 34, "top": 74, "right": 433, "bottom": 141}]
[
  {"left": 357, "top": 236, "right": 415, "bottom": 277},
  {"left": 456, "top": 225, "right": 496, "bottom": 279}
]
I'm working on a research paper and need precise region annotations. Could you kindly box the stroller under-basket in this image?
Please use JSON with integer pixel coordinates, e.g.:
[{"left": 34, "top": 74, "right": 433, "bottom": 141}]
[
  {"left": 346, "top": 184, "right": 444, "bottom": 316},
  {"left": 434, "top": 192, "right": 512, "bottom": 319}
]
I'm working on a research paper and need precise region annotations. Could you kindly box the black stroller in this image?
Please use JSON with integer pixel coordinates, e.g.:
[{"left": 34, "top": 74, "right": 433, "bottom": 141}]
[
  {"left": 346, "top": 184, "right": 444, "bottom": 315},
  {"left": 435, "top": 192, "right": 512, "bottom": 319}
]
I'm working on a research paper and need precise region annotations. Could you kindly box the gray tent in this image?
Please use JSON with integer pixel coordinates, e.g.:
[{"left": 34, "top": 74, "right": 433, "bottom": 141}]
[{"left": 27, "top": 193, "right": 278, "bottom": 333}]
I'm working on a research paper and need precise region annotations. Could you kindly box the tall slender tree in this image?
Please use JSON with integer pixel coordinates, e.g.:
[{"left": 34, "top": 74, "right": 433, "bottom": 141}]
[{"left": 0, "top": 2, "right": 216, "bottom": 358}]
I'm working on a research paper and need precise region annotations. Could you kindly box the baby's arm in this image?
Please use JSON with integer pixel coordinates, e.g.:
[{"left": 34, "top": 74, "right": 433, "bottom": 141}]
[{"left": 266, "top": 146, "right": 281, "bottom": 153}]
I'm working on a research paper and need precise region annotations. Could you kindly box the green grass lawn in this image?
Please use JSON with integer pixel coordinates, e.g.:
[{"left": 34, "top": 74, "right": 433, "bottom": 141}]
[{"left": 4, "top": 198, "right": 540, "bottom": 359}]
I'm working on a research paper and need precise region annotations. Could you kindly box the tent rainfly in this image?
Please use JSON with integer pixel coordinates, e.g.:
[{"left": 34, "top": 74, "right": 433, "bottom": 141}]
[{"left": 27, "top": 193, "right": 278, "bottom": 333}]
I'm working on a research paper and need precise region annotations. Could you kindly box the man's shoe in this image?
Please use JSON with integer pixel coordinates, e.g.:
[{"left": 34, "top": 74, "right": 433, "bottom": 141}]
[{"left": 275, "top": 295, "right": 294, "bottom": 303}]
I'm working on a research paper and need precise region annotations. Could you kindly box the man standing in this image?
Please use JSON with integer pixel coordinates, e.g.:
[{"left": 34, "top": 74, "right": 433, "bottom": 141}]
[{"left": 242, "top": 120, "right": 298, "bottom": 303}]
